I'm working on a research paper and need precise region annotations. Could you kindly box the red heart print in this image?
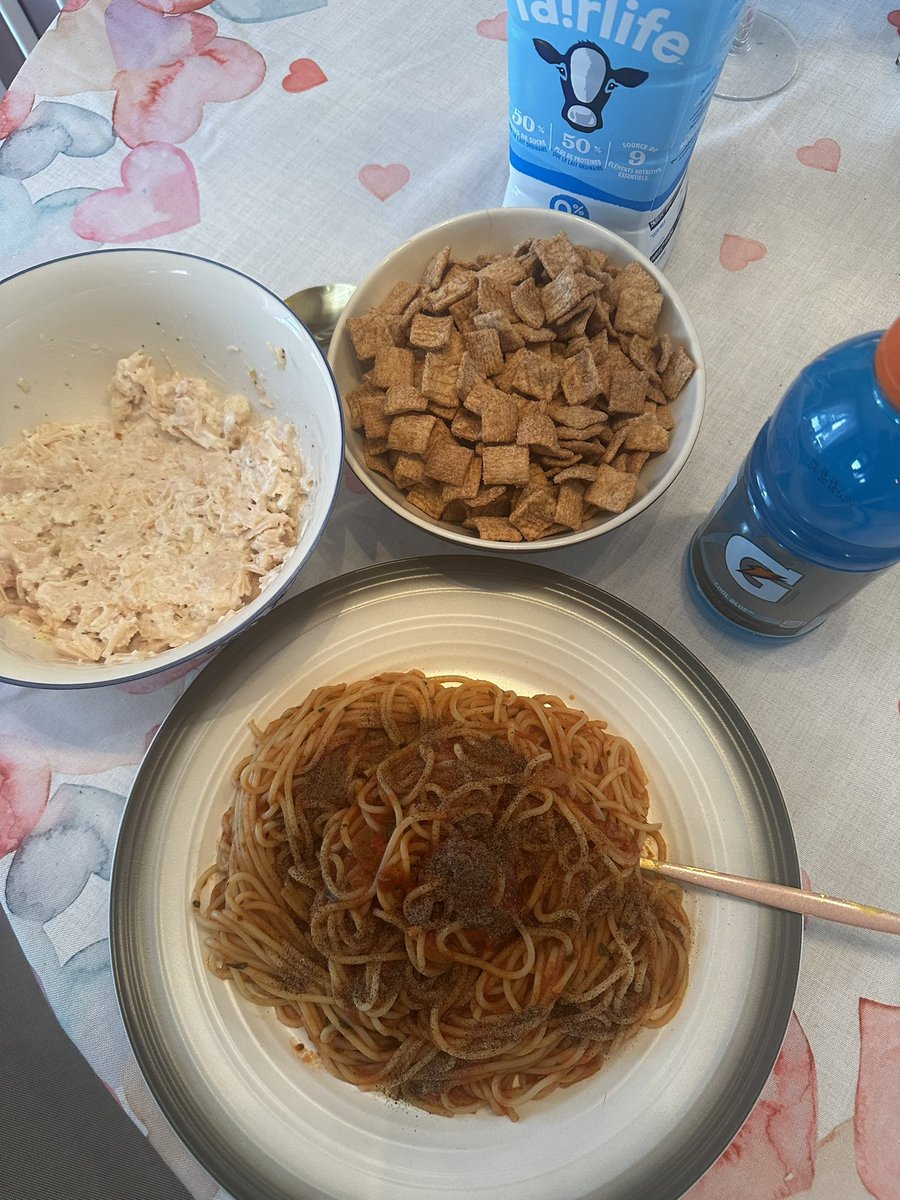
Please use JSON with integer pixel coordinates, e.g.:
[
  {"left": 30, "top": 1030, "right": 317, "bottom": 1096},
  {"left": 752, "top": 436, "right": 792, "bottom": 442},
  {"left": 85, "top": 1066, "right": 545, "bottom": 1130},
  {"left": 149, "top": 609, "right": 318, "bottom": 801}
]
[
  {"left": 0, "top": 86, "right": 34, "bottom": 139},
  {"left": 857, "top": 999, "right": 900, "bottom": 1199},
  {"left": 477, "top": 11, "right": 507, "bottom": 40},
  {"left": 796, "top": 137, "right": 840, "bottom": 172},
  {"left": 282, "top": 58, "right": 327, "bottom": 93},
  {"left": 888, "top": 9, "right": 900, "bottom": 29},
  {"left": 112, "top": 37, "right": 265, "bottom": 148},
  {"left": 719, "top": 234, "right": 767, "bottom": 272},
  {"left": 0, "top": 739, "right": 51, "bottom": 857},
  {"left": 686, "top": 1015, "right": 816, "bottom": 1198},
  {"left": 72, "top": 142, "right": 200, "bottom": 242},
  {"left": 358, "top": 163, "right": 410, "bottom": 201}
]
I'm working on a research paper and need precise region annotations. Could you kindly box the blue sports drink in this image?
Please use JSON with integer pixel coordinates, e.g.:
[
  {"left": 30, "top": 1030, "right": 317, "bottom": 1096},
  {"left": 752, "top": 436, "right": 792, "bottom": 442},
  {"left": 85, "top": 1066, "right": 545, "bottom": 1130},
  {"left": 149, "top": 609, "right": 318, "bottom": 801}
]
[
  {"left": 689, "top": 320, "right": 900, "bottom": 638},
  {"left": 503, "top": 0, "right": 743, "bottom": 265}
]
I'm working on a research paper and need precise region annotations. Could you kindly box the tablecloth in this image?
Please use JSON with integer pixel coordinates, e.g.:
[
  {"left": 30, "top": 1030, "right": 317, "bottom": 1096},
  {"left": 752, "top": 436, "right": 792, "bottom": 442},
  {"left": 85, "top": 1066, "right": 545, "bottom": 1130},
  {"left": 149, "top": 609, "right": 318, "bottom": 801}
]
[{"left": 1, "top": 2, "right": 898, "bottom": 1197}]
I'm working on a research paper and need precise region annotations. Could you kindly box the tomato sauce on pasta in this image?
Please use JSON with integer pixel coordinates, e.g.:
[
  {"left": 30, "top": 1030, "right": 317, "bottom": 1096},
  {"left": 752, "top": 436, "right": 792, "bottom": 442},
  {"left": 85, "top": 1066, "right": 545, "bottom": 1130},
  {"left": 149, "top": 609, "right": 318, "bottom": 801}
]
[{"left": 193, "top": 671, "right": 690, "bottom": 1119}]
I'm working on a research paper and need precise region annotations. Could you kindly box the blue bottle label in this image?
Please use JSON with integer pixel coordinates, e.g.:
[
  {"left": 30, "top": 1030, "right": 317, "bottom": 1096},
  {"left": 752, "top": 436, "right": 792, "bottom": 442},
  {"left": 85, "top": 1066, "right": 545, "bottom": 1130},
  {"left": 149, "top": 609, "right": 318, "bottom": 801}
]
[
  {"left": 690, "top": 476, "right": 887, "bottom": 638},
  {"left": 506, "top": 1, "right": 742, "bottom": 219}
]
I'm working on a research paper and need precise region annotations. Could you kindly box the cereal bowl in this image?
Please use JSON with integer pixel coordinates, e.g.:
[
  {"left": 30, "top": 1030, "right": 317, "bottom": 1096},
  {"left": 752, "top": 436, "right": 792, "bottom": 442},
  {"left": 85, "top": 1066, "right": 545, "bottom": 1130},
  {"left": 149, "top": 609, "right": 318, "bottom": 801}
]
[
  {"left": 329, "top": 208, "right": 704, "bottom": 551},
  {"left": 0, "top": 249, "right": 344, "bottom": 688}
]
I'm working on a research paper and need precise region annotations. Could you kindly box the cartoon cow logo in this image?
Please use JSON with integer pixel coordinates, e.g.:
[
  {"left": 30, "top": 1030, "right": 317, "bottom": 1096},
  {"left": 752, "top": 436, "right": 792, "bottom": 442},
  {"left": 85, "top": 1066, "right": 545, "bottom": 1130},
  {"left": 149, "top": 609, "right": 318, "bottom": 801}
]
[{"left": 534, "top": 38, "right": 649, "bottom": 133}]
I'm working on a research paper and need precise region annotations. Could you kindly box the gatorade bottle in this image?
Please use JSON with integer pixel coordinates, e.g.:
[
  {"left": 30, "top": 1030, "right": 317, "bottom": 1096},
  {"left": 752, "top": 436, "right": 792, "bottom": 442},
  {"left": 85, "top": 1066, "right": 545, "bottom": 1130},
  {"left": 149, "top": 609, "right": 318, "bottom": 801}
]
[
  {"left": 503, "top": 0, "right": 744, "bottom": 266},
  {"left": 688, "top": 320, "right": 900, "bottom": 638}
]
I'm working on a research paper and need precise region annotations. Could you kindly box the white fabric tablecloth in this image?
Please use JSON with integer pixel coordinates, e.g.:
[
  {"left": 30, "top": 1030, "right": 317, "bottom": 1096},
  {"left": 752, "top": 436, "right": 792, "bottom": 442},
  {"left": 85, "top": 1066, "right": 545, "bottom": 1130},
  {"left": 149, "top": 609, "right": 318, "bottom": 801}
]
[{"left": 1, "top": 2, "right": 899, "bottom": 1196}]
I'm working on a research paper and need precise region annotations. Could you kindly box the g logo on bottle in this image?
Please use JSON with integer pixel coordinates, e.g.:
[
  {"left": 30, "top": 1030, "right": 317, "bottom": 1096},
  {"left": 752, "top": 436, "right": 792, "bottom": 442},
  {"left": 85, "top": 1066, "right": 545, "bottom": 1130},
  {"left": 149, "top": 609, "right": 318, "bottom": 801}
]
[{"left": 724, "top": 535, "right": 803, "bottom": 602}]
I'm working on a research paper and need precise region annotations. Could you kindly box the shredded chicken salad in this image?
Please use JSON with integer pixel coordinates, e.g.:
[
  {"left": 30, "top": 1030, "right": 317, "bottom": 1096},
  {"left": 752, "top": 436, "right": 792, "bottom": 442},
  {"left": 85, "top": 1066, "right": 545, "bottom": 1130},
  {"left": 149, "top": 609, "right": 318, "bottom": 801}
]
[{"left": 0, "top": 352, "right": 307, "bottom": 662}]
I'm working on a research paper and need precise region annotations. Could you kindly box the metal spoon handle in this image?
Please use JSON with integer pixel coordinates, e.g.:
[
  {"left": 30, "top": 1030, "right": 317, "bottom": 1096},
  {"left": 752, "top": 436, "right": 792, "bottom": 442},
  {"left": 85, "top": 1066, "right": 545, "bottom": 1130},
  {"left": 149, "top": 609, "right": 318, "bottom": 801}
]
[
  {"left": 285, "top": 283, "right": 356, "bottom": 351},
  {"left": 641, "top": 857, "right": 900, "bottom": 935}
]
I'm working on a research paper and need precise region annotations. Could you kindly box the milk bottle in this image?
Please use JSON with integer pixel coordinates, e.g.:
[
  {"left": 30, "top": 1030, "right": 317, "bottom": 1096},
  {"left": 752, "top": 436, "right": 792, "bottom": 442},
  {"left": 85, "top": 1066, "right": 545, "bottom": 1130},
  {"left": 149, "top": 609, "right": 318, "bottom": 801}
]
[{"left": 503, "top": 0, "right": 744, "bottom": 266}]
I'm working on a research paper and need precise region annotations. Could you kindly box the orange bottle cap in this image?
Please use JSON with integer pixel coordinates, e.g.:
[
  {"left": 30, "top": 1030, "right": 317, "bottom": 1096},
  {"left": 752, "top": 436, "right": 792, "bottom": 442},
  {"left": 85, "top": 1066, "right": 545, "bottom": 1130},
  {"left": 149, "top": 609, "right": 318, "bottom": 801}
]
[{"left": 875, "top": 317, "right": 900, "bottom": 410}]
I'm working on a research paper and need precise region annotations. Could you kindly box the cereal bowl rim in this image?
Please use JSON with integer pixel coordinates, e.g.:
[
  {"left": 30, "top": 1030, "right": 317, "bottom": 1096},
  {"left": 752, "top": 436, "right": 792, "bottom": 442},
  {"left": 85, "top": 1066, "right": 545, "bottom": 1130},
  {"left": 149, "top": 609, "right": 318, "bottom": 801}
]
[{"left": 330, "top": 207, "right": 705, "bottom": 553}]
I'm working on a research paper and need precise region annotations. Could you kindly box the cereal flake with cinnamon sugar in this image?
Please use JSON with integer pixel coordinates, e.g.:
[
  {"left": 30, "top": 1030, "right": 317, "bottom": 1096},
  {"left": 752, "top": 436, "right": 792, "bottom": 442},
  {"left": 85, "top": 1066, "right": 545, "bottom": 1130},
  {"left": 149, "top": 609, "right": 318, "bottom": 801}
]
[{"left": 345, "top": 232, "right": 695, "bottom": 541}]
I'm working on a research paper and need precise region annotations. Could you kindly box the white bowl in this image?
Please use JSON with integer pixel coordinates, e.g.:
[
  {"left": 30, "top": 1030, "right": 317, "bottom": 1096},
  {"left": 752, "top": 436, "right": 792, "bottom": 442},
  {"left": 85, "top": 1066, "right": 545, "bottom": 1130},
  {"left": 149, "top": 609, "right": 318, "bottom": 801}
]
[
  {"left": 0, "top": 249, "right": 344, "bottom": 688},
  {"left": 329, "top": 208, "right": 704, "bottom": 552}
]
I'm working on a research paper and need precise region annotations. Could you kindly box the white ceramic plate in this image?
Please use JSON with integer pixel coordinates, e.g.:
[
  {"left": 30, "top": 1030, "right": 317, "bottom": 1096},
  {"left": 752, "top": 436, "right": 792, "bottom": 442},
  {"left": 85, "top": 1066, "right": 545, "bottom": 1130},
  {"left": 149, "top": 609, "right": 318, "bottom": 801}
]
[{"left": 111, "top": 557, "right": 800, "bottom": 1200}]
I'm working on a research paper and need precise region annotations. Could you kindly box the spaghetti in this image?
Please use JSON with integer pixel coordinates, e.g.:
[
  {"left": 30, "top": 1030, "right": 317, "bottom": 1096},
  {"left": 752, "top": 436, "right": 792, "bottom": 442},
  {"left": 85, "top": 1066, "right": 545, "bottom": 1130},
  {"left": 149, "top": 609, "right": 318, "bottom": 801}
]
[{"left": 193, "top": 671, "right": 691, "bottom": 1119}]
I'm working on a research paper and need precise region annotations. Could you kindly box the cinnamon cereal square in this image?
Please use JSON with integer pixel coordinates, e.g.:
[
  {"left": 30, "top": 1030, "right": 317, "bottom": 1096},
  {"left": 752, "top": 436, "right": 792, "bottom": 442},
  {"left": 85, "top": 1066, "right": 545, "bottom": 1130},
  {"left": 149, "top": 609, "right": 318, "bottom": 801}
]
[
  {"left": 387, "top": 413, "right": 437, "bottom": 454},
  {"left": 482, "top": 444, "right": 530, "bottom": 487},
  {"left": 409, "top": 314, "right": 454, "bottom": 351},
  {"left": 373, "top": 345, "right": 415, "bottom": 389},
  {"left": 585, "top": 464, "right": 638, "bottom": 513}
]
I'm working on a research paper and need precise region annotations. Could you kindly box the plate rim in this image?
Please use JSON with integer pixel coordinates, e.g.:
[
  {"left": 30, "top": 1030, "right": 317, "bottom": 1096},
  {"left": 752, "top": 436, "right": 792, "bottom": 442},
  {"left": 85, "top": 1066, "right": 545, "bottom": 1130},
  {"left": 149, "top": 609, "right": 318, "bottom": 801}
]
[{"left": 110, "top": 555, "right": 802, "bottom": 1200}]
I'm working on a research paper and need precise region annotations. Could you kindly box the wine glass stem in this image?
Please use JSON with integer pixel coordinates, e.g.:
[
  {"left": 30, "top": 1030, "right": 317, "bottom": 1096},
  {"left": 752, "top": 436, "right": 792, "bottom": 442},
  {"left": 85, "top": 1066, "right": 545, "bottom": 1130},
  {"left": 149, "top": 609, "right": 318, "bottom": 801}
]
[{"left": 731, "top": 5, "right": 757, "bottom": 55}]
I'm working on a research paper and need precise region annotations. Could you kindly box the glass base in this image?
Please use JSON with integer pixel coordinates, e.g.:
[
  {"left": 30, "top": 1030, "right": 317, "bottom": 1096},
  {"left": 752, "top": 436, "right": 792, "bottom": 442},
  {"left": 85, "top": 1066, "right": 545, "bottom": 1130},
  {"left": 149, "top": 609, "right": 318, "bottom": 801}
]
[{"left": 714, "top": 12, "right": 800, "bottom": 101}]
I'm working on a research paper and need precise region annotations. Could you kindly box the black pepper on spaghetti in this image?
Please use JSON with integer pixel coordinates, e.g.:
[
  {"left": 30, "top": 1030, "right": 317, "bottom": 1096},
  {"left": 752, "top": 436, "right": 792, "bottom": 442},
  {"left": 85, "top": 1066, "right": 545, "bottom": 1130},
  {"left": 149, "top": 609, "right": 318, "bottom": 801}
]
[{"left": 193, "top": 671, "right": 691, "bottom": 1120}]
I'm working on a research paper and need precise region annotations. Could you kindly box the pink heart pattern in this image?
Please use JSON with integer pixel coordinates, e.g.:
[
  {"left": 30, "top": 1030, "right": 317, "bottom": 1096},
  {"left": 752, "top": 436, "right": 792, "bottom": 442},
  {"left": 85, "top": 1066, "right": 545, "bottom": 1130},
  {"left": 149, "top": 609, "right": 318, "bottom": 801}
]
[
  {"left": 888, "top": 9, "right": 900, "bottom": 30},
  {"left": 72, "top": 141, "right": 199, "bottom": 241},
  {"left": 797, "top": 137, "right": 841, "bottom": 173},
  {"left": 9, "top": 0, "right": 269, "bottom": 263},
  {"left": 477, "top": 11, "right": 508, "bottom": 40},
  {"left": 105, "top": 0, "right": 217, "bottom": 72},
  {"left": 137, "top": 0, "right": 213, "bottom": 12},
  {"left": 358, "top": 162, "right": 410, "bottom": 201},
  {"left": 118, "top": 654, "right": 210, "bottom": 694},
  {"left": 855, "top": 999, "right": 900, "bottom": 1196},
  {"left": 0, "top": 86, "right": 34, "bottom": 139},
  {"left": 685, "top": 1013, "right": 816, "bottom": 1198},
  {"left": 282, "top": 57, "right": 327, "bottom": 92},
  {"left": 112, "top": 37, "right": 265, "bottom": 147},
  {"left": 720, "top": 233, "right": 767, "bottom": 272},
  {"left": 0, "top": 738, "right": 52, "bottom": 857}
]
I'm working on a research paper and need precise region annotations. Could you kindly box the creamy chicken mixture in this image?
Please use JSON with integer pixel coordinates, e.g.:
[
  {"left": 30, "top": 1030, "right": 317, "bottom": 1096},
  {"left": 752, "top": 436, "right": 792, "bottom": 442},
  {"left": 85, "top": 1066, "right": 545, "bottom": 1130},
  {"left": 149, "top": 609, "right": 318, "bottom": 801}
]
[{"left": 0, "top": 353, "right": 307, "bottom": 662}]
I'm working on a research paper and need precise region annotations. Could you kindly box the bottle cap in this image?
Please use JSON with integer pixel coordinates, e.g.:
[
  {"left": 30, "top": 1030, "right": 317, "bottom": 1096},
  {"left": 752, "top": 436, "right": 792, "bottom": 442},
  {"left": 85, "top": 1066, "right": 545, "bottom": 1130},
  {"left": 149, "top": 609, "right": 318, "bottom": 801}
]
[{"left": 875, "top": 317, "right": 900, "bottom": 409}]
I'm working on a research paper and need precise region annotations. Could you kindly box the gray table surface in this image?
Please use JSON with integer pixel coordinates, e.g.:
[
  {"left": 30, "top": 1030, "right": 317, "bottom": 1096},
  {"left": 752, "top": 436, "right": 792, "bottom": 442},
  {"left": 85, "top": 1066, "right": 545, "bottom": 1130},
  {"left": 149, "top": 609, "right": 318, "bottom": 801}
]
[{"left": 0, "top": 907, "right": 191, "bottom": 1200}]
